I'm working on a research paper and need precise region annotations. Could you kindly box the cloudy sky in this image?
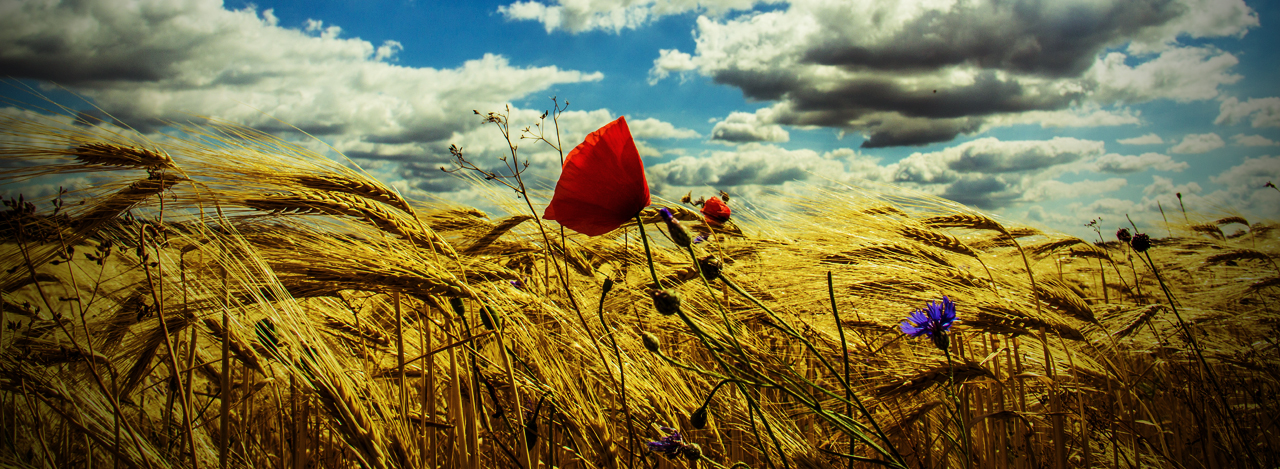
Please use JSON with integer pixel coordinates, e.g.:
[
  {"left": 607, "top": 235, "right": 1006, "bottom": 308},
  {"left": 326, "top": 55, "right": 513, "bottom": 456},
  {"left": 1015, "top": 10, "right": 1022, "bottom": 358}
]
[{"left": 2, "top": 0, "right": 1278, "bottom": 239}]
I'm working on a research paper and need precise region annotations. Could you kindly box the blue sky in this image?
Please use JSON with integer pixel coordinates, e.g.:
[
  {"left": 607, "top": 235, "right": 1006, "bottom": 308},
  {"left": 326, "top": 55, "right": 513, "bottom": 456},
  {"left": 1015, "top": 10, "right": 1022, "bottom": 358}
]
[{"left": 3, "top": 0, "right": 1279, "bottom": 239}]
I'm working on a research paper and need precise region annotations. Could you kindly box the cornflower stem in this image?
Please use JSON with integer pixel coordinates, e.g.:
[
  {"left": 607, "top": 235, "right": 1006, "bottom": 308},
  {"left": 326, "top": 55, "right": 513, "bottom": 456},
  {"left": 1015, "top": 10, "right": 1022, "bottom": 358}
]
[
  {"left": 635, "top": 214, "right": 661, "bottom": 286},
  {"left": 721, "top": 275, "right": 905, "bottom": 465},
  {"left": 686, "top": 244, "right": 749, "bottom": 362},
  {"left": 943, "top": 346, "right": 973, "bottom": 469},
  {"left": 1139, "top": 250, "right": 1261, "bottom": 468},
  {"left": 829, "top": 272, "right": 854, "bottom": 469},
  {"left": 596, "top": 281, "right": 637, "bottom": 466}
]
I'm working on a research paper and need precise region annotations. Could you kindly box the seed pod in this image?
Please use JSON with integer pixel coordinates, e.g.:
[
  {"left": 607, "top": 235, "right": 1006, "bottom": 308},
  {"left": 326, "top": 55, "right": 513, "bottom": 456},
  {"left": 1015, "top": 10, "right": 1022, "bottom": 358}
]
[
  {"left": 682, "top": 443, "right": 702, "bottom": 461},
  {"left": 641, "top": 332, "right": 661, "bottom": 353},
  {"left": 650, "top": 289, "right": 681, "bottom": 316},
  {"left": 602, "top": 277, "right": 615, "bottom": 295},
  {"left": 698, "top": 256, "right": 722, "bottom": 282},
  {"left": 690, "top": 405, "right": 708, "bottom": 429},
  {"left": 480, "top": 304, "right": 502, "bottom": 330}
]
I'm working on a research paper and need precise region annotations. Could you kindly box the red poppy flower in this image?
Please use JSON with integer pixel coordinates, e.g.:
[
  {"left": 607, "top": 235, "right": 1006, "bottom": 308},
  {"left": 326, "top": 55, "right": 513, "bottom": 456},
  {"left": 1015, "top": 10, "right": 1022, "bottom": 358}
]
[
  {"left": 700, "top": 196, "right": 731, "bottom": 225},
  {"left": 544, "top": 116, "right": 651, "bottom": 236}
]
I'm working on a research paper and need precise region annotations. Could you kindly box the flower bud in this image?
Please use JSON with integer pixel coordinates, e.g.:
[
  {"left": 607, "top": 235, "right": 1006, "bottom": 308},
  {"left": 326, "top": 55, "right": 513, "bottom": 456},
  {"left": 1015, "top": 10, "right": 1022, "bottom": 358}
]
[
  {"left": 641, "top": 332, "right": 661, "bottom": 353},
  {"left": 658, "top": 207, "right": 692, "bottom": 247},
  {"left": 650, "top": 289, "right": 682, "bottom": 316}
]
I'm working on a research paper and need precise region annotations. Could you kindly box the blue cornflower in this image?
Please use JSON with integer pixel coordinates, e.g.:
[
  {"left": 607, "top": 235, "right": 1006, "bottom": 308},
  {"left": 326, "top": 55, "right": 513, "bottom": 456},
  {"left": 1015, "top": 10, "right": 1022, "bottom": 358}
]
[
  {"left": 901, "top": 296, "right": 957, "bottom": 352},
  {"left": 647, "top": 426, "right": 686, "bottom": 460}
]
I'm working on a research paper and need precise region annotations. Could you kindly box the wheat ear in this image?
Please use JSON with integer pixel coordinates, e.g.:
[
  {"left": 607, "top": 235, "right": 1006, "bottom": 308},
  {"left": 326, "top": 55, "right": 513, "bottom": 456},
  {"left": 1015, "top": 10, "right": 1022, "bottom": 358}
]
[{"left": 71, "top": 142, "right": 174, "bottom": 169}]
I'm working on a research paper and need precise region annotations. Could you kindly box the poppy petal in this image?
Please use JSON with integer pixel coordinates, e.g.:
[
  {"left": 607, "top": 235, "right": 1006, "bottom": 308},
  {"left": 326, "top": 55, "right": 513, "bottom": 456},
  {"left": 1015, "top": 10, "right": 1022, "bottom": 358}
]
[
  {"left": 700, "top": 196, "right": 731, "bottom": 225},
  {"left": 544, "top": 116, "right": 651, "bottom": 236}
]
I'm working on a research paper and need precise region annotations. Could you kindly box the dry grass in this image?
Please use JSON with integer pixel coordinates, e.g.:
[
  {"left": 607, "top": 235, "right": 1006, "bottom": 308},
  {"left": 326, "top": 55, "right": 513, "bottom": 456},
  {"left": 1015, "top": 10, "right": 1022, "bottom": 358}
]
[{"left": 1, "top": 108, "right": 1278, "bottom": 469}]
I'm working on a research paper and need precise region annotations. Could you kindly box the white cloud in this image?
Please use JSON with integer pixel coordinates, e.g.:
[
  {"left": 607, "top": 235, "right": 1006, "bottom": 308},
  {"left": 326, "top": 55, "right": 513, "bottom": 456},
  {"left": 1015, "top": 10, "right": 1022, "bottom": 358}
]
[
  {"left": 499, "top": 0, "right": 771, "bottom": 33},
  {"left": 710, "top": 111, "right": 789, "bottom": 143},
  {"left": 1127, "top": 0, "right": 1258, "bottom": 53},
  {"left": 0, "top": 0, "right": 610, "bottom": 197},
  {"left": 985, "top": 105, "right": 1141, "bottom": 129},
  {"left": 1168, "top": 133, "right": 1225, "bottom": 154},
  {"left": 1117, "top": 133, "right": 1164, "bottom": 145},
  {"left": 648, "top": 0, "right": 1255, "bottom": 147},
  {"left": 1216, "top": 97, "right": 1280, "bottom": 128},
  {"left": 1089, "top": 47, "right": 1241, "bottom": 104},
  {"left": 627, "top": 118, "right": 701, "bottom": 139},
  {"left": 1094, "top": 152, "right": 1187, "bottom": 174},
  {"left": 1143, "top": 175, "right": 1202, "bottom": 197},
  {"left": 1021, "top": 178, "right": 1128, "bottom": 203},
  {"left": 646, "top": 143, "right": 878, "bottom": 193},
  {"left": 1231, "top": 134, "right": 1278, "bottom": 146},
  {"left": 648, "top": 49, "right": 698, "bottom": 85},
  {"left": 889, "top": 137, "right": 1105, "bottom": 184}
]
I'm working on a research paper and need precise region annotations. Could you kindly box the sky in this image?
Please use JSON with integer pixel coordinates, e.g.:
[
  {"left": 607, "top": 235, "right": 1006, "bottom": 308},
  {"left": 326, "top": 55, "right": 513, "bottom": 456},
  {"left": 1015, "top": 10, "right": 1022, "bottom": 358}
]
[{"left": 2, "top": 0, "right": 1279, "bottom": 240}]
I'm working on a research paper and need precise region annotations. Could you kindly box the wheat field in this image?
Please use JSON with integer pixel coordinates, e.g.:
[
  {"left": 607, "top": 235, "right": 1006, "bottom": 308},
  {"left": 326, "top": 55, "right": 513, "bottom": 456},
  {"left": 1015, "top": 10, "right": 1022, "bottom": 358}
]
[{"left": 1, "top": 105, "right": 1277, "bottom": 469}]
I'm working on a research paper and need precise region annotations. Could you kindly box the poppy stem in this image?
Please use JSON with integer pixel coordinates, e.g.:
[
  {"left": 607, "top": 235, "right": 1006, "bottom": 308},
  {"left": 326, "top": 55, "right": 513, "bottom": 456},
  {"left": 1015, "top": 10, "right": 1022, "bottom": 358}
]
[{"left": 634, "top": 214, "right": 660, "bottom": 287}]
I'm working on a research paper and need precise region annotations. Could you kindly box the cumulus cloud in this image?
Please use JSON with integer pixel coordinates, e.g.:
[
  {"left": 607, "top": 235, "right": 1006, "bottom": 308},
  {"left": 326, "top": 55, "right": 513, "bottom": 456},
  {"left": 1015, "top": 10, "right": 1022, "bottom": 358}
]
[
  {"left": 1169, "top": 133, "right": 1225, "bottom": 154},
  {"left": 646, "top": 0, "right": 1254, "bottom": 147},
  {"left": 889, "top": 137, "right": 1105, "bottom": 184},
  {"left": 1089, "top": 47, "right": 1241, "bottom": 103},
  {"left": 1118, "top": 133, "right": 1164, "bottom": 145},
  {"left": 1216, "top": 97, "right": 1280, "bottom": 128},
  {"left": 882, "top": 137, "right": 1106, "bottom": 209},
  {"left": 648, "top": 49, "right": 698, "bottom": 85},
  {"left": 499, "top": 0, "right": 771, "bottom": 33},
  {"left": 0, "top": 0, "right": 622, "bottom": 197},
  {"left": 1094, "top": 152, "right": 1186, "bottom": 174},
  {"left": 1020, "top": 178, "right": 1128, "bottom": 203},
  {"left": 646, "top": 143, "right": 880, "bottom": 193},
  {"left": 710, "top": 111, "right": 789, "bottom": 143},
  {"left": 627, "top": 118, "right": 702, "bottom": 139},
  {"left": 1231, "top": 134, "right": 1278, "bottom": 146},
  {"left": 984, "top": 105, "right": 1141, "bottom": 129}
]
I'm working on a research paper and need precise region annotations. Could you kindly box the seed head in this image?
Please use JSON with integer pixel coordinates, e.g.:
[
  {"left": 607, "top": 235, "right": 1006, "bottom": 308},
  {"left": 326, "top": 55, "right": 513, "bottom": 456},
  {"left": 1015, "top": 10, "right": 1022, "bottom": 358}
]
[
  {"left": 690, "top": 405, "right": 708, "bottom": 429},
  {"left": 641, "top": 332, "right": 661, "bottom": 353},
  {"left": 650, "top": 289, "right": 682, "bottom": 316},
  {"left": 1116, "top": 228, "right": 1131, "bottom": 243},
  {"left": 698, "top": 256, "right": 722, "bottom": 282}
]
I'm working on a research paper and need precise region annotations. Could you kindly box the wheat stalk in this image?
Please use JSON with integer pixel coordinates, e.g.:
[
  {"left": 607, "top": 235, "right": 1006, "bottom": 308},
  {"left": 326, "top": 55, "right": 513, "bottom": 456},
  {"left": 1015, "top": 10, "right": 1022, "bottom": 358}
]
[
  {"left": 1028, "top": 238, "right": 1085, "bottom": 257},
  {"left": 1214, "top": 216, "right": 1248, "bottom": 227},
  {"left": 898, "top": 226, "right": 980, "bottom": 258},
  {"left": 875, "top": 360, "right": 993, "bottom": 397},
  {"left": 71, "top": 142, "right": 174, "bottom": 169},
  {"left": 1114, "top": 304, "right": 1163, "bottom": 338},
  {"left": 921, "top": 214, "right": 1008, "bottom": 234},
  {"left": 1190, "top": 223, "right": 1225, "bottom": 240},
  {"left": 294, "top": 174, "right": 415, "bottom": 217}
]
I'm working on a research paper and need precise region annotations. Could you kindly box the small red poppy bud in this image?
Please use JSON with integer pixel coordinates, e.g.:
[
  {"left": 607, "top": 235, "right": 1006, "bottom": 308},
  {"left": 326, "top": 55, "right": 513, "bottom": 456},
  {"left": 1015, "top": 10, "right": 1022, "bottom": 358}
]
[{"left": 700, "top": 196, "right": 731, "bottom": 225}]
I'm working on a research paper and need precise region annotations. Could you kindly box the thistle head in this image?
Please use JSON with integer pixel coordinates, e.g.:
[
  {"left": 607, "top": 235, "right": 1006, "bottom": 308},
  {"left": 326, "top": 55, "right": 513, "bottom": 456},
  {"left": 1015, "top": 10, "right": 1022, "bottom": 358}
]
[
  {"left": 1116, "top": 228, "right": 1131, "bottom": 243},
  {"left": 1131, "top": 233, "right": 1152, "bottom": 253}
]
